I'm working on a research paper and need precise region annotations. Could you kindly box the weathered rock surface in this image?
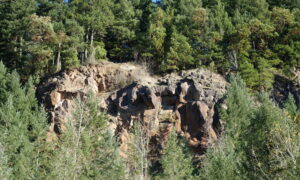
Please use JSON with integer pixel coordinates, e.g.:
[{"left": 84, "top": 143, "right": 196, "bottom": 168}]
[
  {"left": 272, "top": 74, "right": 300, "bottom": 108},
  {"left": 37, "top": 61, "right": 227, "bottom": 155}
]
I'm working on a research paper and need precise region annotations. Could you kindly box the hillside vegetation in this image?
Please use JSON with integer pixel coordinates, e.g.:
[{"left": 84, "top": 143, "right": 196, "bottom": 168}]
[
  {"left": 0, "top": 0, "right": 300, "bottom": 179},
  {"left": 0, "top": 0, "right": 300, "bottom": 90}
]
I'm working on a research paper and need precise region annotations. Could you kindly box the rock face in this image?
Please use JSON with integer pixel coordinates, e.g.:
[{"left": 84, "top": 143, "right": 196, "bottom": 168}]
[
  {"left": 272, "top": 74, "right": 300, "bottom": 108},
  {"left": 37, "top": 61, "right": 227, "bottom": 155}
]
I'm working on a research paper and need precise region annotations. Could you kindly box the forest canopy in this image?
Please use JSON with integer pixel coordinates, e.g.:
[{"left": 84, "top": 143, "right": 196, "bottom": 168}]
[{"left": 0, "top": 0, "right": 300, "bottom": 90}]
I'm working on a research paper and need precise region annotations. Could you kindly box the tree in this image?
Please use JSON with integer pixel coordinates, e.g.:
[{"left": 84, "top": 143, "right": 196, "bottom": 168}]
[
  {"left": 47, "top": 93, "right": 126, "bottom": 179},
  {"left": 126, "top": 120, "right": 151, "bottom": 180},
  {"left": 25, "top": 14, "right": 57, "bottom": 77},
  {"left": 200, "top": 75, "right": 253, "bottom": 179},
  {"left": 157, "top": 129, "right": 194, "bottom": 180},
  {"left": 0, "top": 142, "right": 11, "bottom": 180},
  {"left": 229, "top": 19, "right": 279, "bottom": 90},
  {"left": 62, "top": 48, "right": 80, "bottom": 69},
  {"left": 224, "top": 0, "right": 269, "bottom": 21},
  {"left": 200, "top": 137, "right": 242, "bottom": 180},
  {"left": 0, "top": 62, "right": 48, "bottom": 179},
  {"left": 202, "top": 75, "right": 300, "bottom": 179},
  {"left": 162, "top": 28, "right": 194, "bottom": 71},
  {"left": 199, "top": 0, "right": 234, "bottom": 73},
  {"left": 284, "top": 93, "right": 300, "bottom": 119},
  {"left": 147, "top": 8, "right": 167, "bottom": 63},
  {"left": 106, "top": 0, "right": 139, "bottom": 61},
  {"left": 0, "top": 0, "right": 36, "bottom": 73},
  {"left": 267, "top": 0, "right": 300, "bottom": 9},
  {"left": 71, "top": 0, "right": 114, "bottom": 63},
  {"left": 244, "top": 93, "right": 300, "bottom": 179}
]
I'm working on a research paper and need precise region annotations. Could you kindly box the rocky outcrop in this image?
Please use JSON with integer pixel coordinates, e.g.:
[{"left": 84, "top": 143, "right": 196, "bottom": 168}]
[
  {"left": 272, "top": 74, "right": 300, "bottom": 108},
  {"left": 37, "top": 61, "right": 227, "bottom": 155}
]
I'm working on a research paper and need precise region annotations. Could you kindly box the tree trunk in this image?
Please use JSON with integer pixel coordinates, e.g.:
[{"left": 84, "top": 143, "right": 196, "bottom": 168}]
[
  {"left": 90, "top": 29, "right": 94, "bottom": 47},
  {"left": 56, "top": 43, "right": 62, "bottom": 72},
  {"left": 19, "top": 36, "right": 23, "bottom": 60},
  {"left": 84, "top": 28, "right": 90, "bottom": 62}
]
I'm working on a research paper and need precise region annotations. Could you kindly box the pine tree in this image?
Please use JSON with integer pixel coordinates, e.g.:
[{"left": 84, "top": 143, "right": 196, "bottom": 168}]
[
  {"left": 284, "top": 93, "right": 299, "bottom": 118},
  {"left": 48, "top": 93, "right": 126, "bottom": 179},
  {"left": 0, "top": 142, "right": 11, "bottom": 180},
  {"left": 0, "top": 0, "right": 36, "bottom": 73},
  {"left": 126, "top": 120, "right": 151, "bottom": 180},
  {"left": 200, "top": 137, "right": 242, "bottom": 180},
  {"left": 267, "top": 0, "right": 300, "bottom": 9},
  {"left": 200, "top": 75, "right": 253, "bottom": 179},
  {"left": 106, "top": 0, "right": 139, "bottom": 61},
  {"left": 0, "top": 62, "right": 48, "bottom": 179},
  {"left": 157, "top": 129, "right": 194, "bottom": 180},
  {"left": 148, "top": 8, "right": 167, "bottom": 63},
  {"left": 162, "top": 28, "right": 194, "bottom": 71},
  {"left": 244, "top": 93, "right": 300, "bottom": 179},
  {"left": 25, "top": 14, "right": 57, "bottom": 77},
  {"left": 71, "top": 0, "right": 114, "bottom": 63}
]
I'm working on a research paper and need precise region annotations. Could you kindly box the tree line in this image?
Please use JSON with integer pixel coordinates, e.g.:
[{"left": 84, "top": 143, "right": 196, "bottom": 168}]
[{"left": 0, "top": 0, "right": 300, "bottom": 90}]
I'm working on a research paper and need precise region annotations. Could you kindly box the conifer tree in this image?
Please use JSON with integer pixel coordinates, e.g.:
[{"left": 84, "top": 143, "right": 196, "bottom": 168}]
[
  {"left": 200, "top": 75, "right": 252, "bottom": 179},
  {"left": 0, "top": 62, "right": 48, "bottom": 179},
  {"left": 48, "top": 93, "right": 126, "bottom": 179},
  {"left": 157, "top": 129, "right": 194, "bottom": 180},
  {"left": 244, "top": 93, "right": 300, "bottom": 179},
  {"left": 106, "top": 0, "right": 138, "bottom": 61},
  {"left": 0, "top": 0, "right": 36, "bottom": 72},
  {"left": 126, "top": 120, "right": 151, "bottom": 180},
  {"left": 162, "top": 28, "right": 194, "bottom": 71}
]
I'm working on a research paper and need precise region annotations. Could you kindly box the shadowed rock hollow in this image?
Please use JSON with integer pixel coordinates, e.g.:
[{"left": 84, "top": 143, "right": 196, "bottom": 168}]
[{"left": 37, "top": 61, "right": 227, "bottom": 159}]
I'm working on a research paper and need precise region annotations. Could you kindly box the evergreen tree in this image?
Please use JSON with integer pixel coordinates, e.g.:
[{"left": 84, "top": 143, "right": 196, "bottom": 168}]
[
  {"left": 0, "top": 62, "right": 48, "bottom": 179},
  {"left": 284, "top": 93, "right": 300, "bottom": 118},
  {"left": 157, "top": 129, "right": 194, "bottom": 180},
  {"left": 200, "top": 75, "right": 253, "bottom": 179},
  {"left": 126, "top": 120, "right": 151, "bottom": 180},
  {"left": 106, "top": 0, "right": 138, "bottom": 61},
  {"left": 244, "top": 93, "right": 300, "bottom": 179},
  {"left": 47, "top": 93, "right": 126, "bottom": 179},
  {"left": 267, "top": 0, "right": 300, "bottom": 9},
  {"left": 200, "top": 137, "right": 242, "bottom": 180},
  {"left": 197, "top": 0, "right": 234, "bottom": 73},
  {"left": 71, "top": 0, "right": 114, "bottom": 63},
  {"left": 224, "top": 0, "right": 270, "bottom": 21},
  {"left": 147, "top": 8, "right": 167, "bottom": 64},
  {"left": 25, "top": 14, "right": 57, "bottom": 77},
  {"left": 0, "top": 0, "right": 36, "bottom": 73},
  {"left": 162, "top": 28, "right": 194, "bottom": 71}
]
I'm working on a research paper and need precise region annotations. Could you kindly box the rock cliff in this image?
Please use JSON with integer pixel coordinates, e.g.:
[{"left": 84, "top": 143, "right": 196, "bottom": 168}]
[{"left": 37, "top": 61, "right": 227, "bottom": 158}]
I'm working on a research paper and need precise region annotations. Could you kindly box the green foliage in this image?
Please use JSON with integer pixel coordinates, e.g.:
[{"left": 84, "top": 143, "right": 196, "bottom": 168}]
[
  {"left": 157, "top": 129, "right": 195, "bottom": 180},
  {"left": 200, "top": 75, "right": 252, "bottom": 179},
  {"left": 162, "top": 29, "right": 194, "bottom": 71},
  {"left": 94, "top": 43, "right": 107, "bottom": 60},
  {"left": 201, "top": 76, "right": 300, "bottom": 179},
  {"left": 244, "top": 93, "right": 300, "bottom": 179},
  {"left": 47, "top": 93, "right": 126, "bottom": 179},
  {"left": 0, "top": 0, "right": 36, "bottom": 71},
  {"left": 0, "top": 0, "right": 300, "bottom": 91},
  {"left": 0, "top": 62, "right": 48, "bottom": 179},
  {"left": 200, "top": 137, "right": 242, "bottom": 180},
  {"left": 126, "top": 121, "right": 151, "bottom": 179},
  {"left": 62, "top": 48, "right": 80, "bottom": 69}
]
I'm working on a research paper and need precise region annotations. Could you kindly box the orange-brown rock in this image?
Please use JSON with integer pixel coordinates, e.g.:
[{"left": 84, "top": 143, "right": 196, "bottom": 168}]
[{"left": 37, "top": 61, "right": 227, "bottom": 155}]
